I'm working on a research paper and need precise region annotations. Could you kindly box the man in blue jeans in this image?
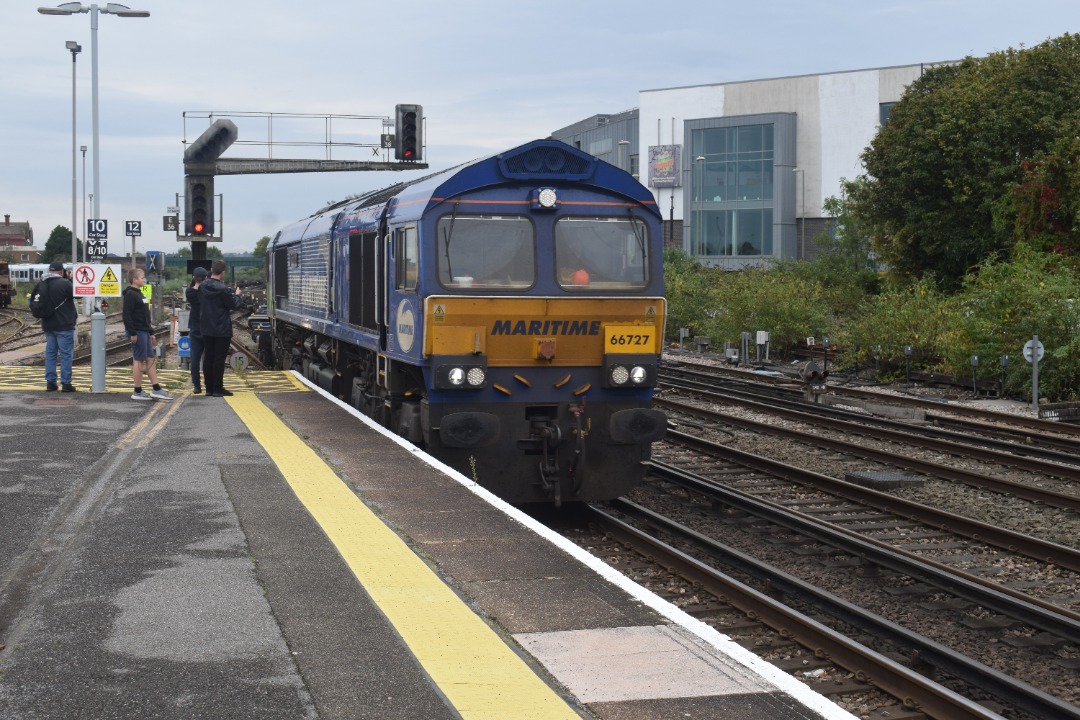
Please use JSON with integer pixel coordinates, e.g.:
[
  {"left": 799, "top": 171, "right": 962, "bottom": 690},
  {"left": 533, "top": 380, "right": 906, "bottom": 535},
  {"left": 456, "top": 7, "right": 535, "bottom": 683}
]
[{"left": 38, "top": 261, "right": 77, "bottom": 392}]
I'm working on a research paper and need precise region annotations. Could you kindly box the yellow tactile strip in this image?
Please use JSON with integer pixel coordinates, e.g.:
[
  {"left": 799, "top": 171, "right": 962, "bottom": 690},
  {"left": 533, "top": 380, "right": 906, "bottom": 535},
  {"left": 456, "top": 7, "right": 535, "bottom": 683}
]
[
  {"left": 0, "top": 366, "right": 308, "bottom": 394},
  {"left": 226, "top": 392, "right": 581, "bottom": 720}
]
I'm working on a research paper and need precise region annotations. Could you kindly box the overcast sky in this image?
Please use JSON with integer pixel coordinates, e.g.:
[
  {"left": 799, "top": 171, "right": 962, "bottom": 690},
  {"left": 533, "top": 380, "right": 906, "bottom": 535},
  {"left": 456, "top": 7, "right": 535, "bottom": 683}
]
[{"left": 2, "top": 0, "right": 1076, "bottom": 255}]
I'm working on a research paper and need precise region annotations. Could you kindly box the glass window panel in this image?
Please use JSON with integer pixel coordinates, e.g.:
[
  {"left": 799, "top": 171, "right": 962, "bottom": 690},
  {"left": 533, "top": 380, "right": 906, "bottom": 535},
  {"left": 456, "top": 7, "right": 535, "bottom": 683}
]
[
  {"left": 396, "top": 226, "right": 418, "bottom": 290},
  {"left": 557, "top": 216, "right": 649, "bottom": 289},
  {"left": 738, "top": 125, "right": 762, "bottom": 152},
  {"left": 436, "top": 215, "right": 535, "bottom": 289},
  {"left": 762, "top": 208, "right": 773, "bottom": 255}
]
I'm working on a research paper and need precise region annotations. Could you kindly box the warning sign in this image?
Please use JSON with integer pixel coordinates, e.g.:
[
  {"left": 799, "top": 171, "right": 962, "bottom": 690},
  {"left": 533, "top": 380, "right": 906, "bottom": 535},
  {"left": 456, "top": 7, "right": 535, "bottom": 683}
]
[
  {"left": 73, "top": 263, "right": 122, "bottom": 297},
  {"left": 99, "top": 266, "right": 120, "bottom": 296}
]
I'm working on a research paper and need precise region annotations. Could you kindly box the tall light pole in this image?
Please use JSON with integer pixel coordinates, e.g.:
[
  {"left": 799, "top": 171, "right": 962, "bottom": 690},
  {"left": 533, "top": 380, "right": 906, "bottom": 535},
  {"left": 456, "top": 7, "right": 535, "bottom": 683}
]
[
  {"left": 39, "top": 3, "right": 151, "bottom": 225},
  {"left": 67, "top": 41, "right": 81, "bottom": 265},
  {"left": 80, "top": 145, "right": 87, "bottom": 260},
  {"left": 792, "top": 167, "right": 805, "bottom": 259},
  {"left": 695, "top": 156, "right": 705, "bottom": 255}
]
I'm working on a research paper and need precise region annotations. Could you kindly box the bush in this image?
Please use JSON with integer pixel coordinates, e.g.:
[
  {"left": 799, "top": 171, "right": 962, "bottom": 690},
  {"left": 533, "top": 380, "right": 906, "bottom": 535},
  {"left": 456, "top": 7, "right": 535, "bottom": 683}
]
[
  {"left": 698, "top": 264, "right": 836, "bottom": 356},
  {"left": 945, "top": 246, "right": 1080, "bottom": 399}
]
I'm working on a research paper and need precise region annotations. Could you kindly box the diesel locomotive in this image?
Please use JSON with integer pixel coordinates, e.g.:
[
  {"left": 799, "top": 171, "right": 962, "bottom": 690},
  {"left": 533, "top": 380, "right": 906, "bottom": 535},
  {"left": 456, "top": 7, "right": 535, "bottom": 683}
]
[{"left": 265, "top": 139, "right": 667, "bottom": 504}]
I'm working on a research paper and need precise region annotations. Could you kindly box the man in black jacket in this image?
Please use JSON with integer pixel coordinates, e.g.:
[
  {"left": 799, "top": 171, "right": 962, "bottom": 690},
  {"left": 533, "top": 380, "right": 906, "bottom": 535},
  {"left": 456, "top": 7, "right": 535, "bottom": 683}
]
[
  {"left": 185, "top": 266, "right": 208, "bottom": 394},
  {"left": 122, "top": 267, "right": 172, "bottom": 401},
  {"left": 38, "top": 261, "right": 77, "bottom": 392},
  {"left": 199, "top": 259, "right": 243, "bottom": 397}
]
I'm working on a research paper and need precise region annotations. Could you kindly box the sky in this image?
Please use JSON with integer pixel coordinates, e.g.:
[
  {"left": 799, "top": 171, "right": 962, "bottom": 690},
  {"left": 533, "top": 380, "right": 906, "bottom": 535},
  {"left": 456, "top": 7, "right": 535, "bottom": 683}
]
[{"left": 1, "top": 0, "right": 1077, "bottom": 255}]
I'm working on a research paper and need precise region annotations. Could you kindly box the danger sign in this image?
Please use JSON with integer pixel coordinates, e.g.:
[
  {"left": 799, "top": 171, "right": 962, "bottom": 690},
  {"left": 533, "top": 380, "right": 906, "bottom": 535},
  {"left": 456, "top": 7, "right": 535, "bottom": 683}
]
[{"left": 73, "top": 263, "right": 122, "bottom": 297}]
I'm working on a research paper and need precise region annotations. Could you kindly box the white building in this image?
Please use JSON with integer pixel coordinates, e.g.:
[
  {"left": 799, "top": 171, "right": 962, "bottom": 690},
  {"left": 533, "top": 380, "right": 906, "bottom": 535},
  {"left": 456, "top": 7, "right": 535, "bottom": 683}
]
[{"left": 553, "top": 63, "right": 941, "bottom": 268}]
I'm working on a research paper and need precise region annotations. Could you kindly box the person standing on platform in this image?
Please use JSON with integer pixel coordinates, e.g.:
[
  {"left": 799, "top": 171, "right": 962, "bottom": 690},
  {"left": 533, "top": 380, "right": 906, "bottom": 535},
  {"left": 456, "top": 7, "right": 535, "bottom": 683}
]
[
  {"left": 185, "top": 266, "right": 208, "bottom": 394},
  {"left": 37, "top": 261, "right": 77, "bottom": 392},
  {"left": 122, "top": 267, "right": 172, "bottom": 401},
  {"left": 199, "top": 259, "right": 243, "bottom": 397}
]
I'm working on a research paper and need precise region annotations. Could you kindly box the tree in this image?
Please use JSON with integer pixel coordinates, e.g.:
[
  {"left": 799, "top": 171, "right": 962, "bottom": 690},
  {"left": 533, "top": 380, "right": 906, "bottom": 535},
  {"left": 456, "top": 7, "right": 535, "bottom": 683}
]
[
  {"left": 176, "top": 245, "right": 222, "bottom": 258},
  {"left": 851, "top": 33, "right": 1080, "bottom": 289},
  {"left": 41, "top": 225, "right": 82, "bottom": 264},
  {"left": 253, "top": 235, "right": 270, "bottom": 259}
]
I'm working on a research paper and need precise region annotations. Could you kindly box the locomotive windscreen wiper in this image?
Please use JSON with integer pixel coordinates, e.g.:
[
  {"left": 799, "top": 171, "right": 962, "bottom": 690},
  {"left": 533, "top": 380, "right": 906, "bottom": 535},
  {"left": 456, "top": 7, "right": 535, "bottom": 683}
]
[
  {"left": 627, "top": 209, "right": 647, "bottom": 281},
  {"left": 442, "top": 203, "right": 459, "bottom": 280}
]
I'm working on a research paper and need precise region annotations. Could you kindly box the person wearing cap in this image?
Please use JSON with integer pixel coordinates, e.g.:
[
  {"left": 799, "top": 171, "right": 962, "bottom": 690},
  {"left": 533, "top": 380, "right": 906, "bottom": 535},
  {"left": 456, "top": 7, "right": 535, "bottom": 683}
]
[
  {"left": 199, "top": 259, "right": 243, "bottom": 397},
  {"left": 185, "top": 266, "right": 208, "bottom": 394},
  {"left": 39, "top": 261, "right": 77, "bottom": 392},
  {"left": 122, "top": 267, "right": 172, "bottom": 401}
]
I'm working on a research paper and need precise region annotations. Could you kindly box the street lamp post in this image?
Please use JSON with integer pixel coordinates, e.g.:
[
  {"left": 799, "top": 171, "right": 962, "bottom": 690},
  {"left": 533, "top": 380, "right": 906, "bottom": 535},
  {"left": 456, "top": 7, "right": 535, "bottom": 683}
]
[
  {"left": 80, "top": 145, "right": 87, "bottom": 260},
  {"left": 695, "top": 156, "right": 705, "bottom": 255},
  {"left": 67, "top": 40, "right": 81, "bottom": 266},
  {"left": 792, "top": 168, "right": 805, "bottom": 259},
  {"left": 39, "top": 3, "right": 151, "bottom": 224}
]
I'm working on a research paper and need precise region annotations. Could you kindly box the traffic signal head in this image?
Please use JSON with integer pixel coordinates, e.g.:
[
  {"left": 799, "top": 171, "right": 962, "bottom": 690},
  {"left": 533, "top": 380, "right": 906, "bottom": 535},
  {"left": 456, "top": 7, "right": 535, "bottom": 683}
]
[
  {"left": 801, "top": 360, "right": 822, "bottom": 384},
  {"left": 185, "top": 174, "right": 215, "bottom": 236},
  {"left": 394, "top": 104, "right": 422, "bottom": 162}
]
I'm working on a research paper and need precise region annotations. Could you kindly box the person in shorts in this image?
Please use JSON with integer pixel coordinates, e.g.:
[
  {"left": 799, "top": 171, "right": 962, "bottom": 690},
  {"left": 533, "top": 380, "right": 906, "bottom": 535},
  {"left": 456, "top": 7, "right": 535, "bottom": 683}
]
[{"left": 122, "top": 267, "right": 172, "bottom": 401}]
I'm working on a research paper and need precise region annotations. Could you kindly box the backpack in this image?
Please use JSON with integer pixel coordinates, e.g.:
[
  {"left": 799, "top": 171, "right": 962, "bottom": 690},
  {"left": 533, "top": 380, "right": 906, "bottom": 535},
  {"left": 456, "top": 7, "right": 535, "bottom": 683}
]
[{"left": 29, "top": 280, "right": 55, "bottom": 319}]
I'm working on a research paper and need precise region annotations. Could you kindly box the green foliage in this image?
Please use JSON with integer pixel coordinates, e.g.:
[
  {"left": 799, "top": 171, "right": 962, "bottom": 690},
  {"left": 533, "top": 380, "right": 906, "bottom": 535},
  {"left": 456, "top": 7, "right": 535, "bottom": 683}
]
[
  {"left": 836, "top": 277, "right": 959, "bottom": 377},
  {"left": 664, "top": 243, "right": 1080, "bottom": 400},
  {"left": 696, "top": 264, "right": 836, "bottom": 356},
  {"left": 1001, "top": 135, "right": 1080, "bottom": 258},
  {"left": 853, "top": 33, "right": 1080, "bottom": 289},
  {"left": 253, "top": 236, "right": 270, "bottom": 259},
  {"left": 662, "top": 248, "right": 718, "bottom": 342},
  {"left": 41, "top": 225, "right": 81, "bottom": 263},
  {"left": 176, "top": 245, "right": 223, "bottom": 258},
  {"left": 944, "top": 246, "right": 1080, "bottom": 400}
]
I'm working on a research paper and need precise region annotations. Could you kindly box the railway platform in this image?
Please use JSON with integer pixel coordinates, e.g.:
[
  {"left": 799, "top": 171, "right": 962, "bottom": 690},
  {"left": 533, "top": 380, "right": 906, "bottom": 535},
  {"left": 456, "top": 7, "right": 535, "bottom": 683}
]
[{"left": 0, "top": 365, "right": 855, "bottom": 719}]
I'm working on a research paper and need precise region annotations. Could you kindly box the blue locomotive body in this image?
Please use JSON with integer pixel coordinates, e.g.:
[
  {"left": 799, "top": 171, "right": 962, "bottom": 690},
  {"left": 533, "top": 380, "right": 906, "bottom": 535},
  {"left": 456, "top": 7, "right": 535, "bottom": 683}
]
[{"left": 267, "top": 139, "right": 667, "bottom": 503}]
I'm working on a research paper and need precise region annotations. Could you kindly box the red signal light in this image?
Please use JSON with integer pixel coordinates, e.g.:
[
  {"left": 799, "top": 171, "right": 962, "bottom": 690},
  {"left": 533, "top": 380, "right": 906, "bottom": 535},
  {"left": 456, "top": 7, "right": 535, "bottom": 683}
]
[{"left": 193, "top": 221, "right": 205, "bottom": 234}]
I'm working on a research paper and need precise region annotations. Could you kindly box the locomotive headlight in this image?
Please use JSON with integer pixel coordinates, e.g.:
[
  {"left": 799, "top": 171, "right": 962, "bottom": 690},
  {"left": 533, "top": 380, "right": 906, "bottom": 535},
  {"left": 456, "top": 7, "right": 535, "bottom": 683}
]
[
  {"left": 531, "top": 187, "right": 558, "bottom": 210},
  {"left": 610, "top": 365, "right": 630, "bottom": 386},
  {"left": 603, "top": 354, "right": 658, "bottom": 389},
  {"left": 435, "top": 355, "right": 489, "bottom": 390}
]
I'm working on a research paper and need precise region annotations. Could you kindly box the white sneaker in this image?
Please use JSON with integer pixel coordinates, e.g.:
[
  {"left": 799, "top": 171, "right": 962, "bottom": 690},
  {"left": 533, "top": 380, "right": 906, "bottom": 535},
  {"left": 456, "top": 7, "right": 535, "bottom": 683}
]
[
  {"left": 131, "top": 391, "right": 153, "bottom": 401},
  {"left": 150, "top": 388, "right": 173, "bottom": 400}
]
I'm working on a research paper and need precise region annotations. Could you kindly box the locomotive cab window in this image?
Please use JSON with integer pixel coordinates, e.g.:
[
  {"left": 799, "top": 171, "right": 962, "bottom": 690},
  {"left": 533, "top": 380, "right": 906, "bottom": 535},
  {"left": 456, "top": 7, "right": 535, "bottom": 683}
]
[
  {"left": 555, "top": 216, "right": 649, "bottom": 290},
  {"left": 436, "top": 214, "right": 535, "bottom": 290},
  {"left": 396, "top": 226, "right": 418, "bottom": 290}
]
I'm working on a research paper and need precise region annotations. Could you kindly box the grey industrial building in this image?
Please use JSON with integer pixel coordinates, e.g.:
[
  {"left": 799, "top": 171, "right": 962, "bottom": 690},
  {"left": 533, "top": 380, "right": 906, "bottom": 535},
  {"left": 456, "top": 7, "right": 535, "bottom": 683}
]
[{"left": 551, "top": 63, "right": 939, "bottom": 268}]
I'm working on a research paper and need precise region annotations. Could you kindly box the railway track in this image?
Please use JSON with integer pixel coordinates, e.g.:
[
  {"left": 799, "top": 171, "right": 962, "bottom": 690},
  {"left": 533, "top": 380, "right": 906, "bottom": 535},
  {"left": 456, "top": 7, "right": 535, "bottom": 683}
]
[
  {"left": 579, "top": 501, "right": 1075, "bottom": 720},
  {"left": 662, "top": 360, "right": 1080, "bottom": 443},
  {"left": 543, "top": 358, "right": 1080, "bottom": 719}
]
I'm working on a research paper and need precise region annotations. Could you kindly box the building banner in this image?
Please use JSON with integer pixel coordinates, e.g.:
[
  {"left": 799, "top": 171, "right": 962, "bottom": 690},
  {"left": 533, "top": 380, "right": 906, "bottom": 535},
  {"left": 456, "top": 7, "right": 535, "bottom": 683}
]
[{"left": 648, "top": 145, "right": 681, "bottom": 187}]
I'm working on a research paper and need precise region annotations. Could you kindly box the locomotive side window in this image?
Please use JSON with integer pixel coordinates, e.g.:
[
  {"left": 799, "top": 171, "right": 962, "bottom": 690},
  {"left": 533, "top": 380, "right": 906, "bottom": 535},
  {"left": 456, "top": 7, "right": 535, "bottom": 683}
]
[
  {"left": 555, "top": 216, "right": 649, "bottom": 290},
  {"left": 436, "top": 214, "right": 535, "bottom": 290},
  {"left": 273, "top": 247, "right": 290, "bottom": 310},
  {"left": 395, "top": 226, "right": 418, "bottom": 291}
]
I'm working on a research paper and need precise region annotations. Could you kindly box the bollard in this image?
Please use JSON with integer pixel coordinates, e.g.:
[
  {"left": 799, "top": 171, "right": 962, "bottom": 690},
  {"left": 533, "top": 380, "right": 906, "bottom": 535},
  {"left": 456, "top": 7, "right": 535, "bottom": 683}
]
[{"left": 90, "top": 311, "right": 107, "bottom": 393}]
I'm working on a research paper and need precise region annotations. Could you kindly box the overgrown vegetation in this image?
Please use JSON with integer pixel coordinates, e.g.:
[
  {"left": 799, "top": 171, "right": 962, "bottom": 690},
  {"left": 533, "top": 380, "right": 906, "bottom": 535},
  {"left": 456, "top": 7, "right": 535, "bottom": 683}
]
[
  {"left": 666, "top": 33, "right": 1080, "bottom": 402},
  {"left": 664, "top": 244, "right": 1080, "bottom": 402}
]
